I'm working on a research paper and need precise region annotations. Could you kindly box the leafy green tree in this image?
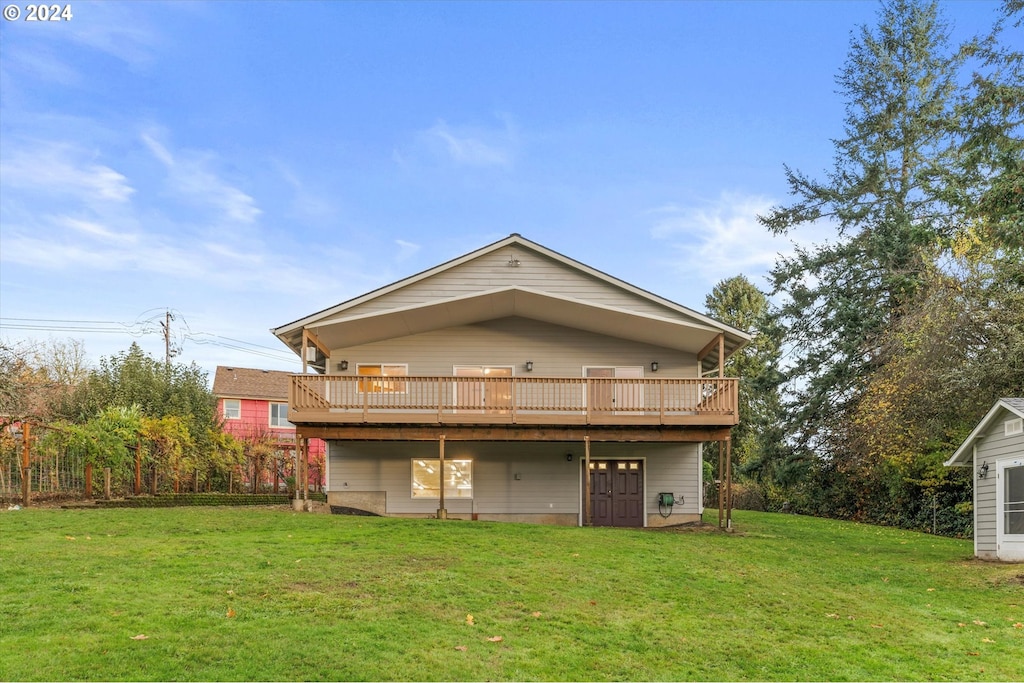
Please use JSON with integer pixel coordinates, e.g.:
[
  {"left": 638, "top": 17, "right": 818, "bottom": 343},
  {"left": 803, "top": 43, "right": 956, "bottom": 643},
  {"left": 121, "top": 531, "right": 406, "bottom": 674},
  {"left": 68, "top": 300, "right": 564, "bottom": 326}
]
[{"left": 704, "top": 276, "right": 785, "bottom": 475}]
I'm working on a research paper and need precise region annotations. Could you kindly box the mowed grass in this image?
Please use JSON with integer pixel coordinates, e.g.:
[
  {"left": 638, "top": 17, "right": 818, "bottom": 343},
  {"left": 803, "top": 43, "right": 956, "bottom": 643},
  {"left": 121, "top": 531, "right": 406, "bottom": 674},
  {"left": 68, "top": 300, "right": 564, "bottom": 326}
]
[{"left": 1, "top": 508, "right": 1022, "bottom": 682}]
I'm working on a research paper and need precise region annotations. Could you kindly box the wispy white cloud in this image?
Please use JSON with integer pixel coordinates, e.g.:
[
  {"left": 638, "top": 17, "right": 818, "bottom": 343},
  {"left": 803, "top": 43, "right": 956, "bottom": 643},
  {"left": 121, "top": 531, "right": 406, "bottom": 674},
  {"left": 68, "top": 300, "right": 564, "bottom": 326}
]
[
  {"left": 141, "top": 132, "right": 262, "bottom": 225},
  {"left": 394, "top": 239, "right": 421, "bottom": 261},
  {"left": 0, "top": 143, "right": 135, "bottom": 203},
  {"left": 403, "top": 115, "right": 519, "bottom": 168},
  {"left": 648, "top": 192, "right": 836, "bottom": 292}
]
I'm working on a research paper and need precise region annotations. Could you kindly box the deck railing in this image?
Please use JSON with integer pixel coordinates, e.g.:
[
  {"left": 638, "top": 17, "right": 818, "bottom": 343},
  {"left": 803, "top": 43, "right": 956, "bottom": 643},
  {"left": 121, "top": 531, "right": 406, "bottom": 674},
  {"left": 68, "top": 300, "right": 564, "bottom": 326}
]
[{"left": 289, "top": 375, "right": 738, "bottom": 427}]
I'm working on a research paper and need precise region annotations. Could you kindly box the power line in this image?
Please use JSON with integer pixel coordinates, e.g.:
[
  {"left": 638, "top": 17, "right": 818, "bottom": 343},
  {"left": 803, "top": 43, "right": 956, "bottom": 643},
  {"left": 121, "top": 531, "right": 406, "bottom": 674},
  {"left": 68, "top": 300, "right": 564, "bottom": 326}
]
[{"left": 0, "top": 313, "right": 297, "bottom": 364}]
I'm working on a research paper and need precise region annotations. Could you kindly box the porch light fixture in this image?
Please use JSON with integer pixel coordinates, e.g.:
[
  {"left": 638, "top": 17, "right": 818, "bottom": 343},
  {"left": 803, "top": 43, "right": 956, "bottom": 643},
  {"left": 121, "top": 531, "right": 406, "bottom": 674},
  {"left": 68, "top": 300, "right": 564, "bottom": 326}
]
[
  {"left": 566, "top": 453, "right": 573, "bottom": 462},
  {"left": 339, "top": 360, "right": 349, "bottom": 371},
  {"left": 978, "top": 461, "right": 989, "bottom": 479},
  {"left": 651, "top": 361, "right": 659, "bottom": 372},
  {"left": 525, "top": 361, "right": 533, "bottom": 372}
]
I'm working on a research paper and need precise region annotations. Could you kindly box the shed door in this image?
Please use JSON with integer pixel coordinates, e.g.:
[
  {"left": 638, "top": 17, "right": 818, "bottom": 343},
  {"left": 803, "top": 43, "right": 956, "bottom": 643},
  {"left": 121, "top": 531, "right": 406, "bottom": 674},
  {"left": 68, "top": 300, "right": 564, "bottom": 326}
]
[{"left": 997, "top": 459, "right": 1024, "bottom": 561}]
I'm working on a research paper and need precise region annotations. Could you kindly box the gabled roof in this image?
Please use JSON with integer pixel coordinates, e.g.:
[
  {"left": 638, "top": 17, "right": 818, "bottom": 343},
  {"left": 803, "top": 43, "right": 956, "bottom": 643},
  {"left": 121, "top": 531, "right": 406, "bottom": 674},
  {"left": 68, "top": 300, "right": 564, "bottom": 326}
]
[
  {"left": 271, "top": 233, "right": 751, "bottom": 360},
  {"left": 212, "top": 366, "right": 292, "bottom": 401},
  {"left": 945, "top": 398, "right": 1024, "bottom": 466}
]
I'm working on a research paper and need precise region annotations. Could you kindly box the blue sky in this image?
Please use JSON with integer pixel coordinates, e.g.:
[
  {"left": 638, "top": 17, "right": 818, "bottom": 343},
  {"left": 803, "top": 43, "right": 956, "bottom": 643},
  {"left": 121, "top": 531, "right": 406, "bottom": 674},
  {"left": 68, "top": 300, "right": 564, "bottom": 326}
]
[{"left": 0, "top": 0, "right": 1006, "bottom": 378}]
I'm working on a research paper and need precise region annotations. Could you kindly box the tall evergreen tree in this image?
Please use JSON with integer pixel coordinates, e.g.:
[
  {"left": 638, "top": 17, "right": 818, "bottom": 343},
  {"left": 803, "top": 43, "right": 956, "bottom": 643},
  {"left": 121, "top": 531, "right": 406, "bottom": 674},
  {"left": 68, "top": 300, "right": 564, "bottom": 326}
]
[{"left": 760, "top": 0, "right": 978, "bottom": 462}]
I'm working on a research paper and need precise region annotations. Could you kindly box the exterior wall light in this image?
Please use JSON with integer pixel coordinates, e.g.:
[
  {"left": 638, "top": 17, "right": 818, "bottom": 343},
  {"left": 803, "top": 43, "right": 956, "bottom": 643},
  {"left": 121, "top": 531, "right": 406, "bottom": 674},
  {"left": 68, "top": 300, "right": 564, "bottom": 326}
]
[
  {"left": 339, "top": 360, "right": 349, "bottom": 371},
  {"left": 651, "top": 361, "right": 659, "bottom": 372},
  {"left": 525, "top": 361, "right": 533, "bottom": 372},
  {"left": 566, "top": 453, "right": 573, "bottom": 462},
  {"left": 978, "top": 461, "right": 989, "bottom": 479}
]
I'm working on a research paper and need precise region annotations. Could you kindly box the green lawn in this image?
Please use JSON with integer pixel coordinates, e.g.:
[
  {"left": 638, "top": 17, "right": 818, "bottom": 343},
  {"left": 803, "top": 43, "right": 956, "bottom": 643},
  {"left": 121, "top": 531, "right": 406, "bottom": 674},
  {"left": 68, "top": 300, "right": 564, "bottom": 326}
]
[{"left": 1, "top": 508, "right": 1021, "bottom": 682}]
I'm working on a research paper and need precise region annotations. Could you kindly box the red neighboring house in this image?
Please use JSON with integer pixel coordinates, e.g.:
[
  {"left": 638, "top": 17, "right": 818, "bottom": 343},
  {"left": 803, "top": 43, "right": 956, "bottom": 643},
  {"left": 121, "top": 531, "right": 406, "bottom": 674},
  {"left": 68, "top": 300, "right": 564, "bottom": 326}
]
[{"left": 212, "top": 366, "right": 325, "bottom": 491}]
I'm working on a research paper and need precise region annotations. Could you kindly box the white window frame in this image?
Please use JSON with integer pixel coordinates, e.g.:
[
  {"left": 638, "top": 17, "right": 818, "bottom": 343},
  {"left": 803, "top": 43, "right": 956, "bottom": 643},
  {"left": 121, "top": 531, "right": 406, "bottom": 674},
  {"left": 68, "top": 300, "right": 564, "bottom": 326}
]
[
  {"left": 223, "top": 399, "right": 241, "bottom": 420},
  {"left": 411, "top": 458, "right": 473, "bottom": 499},
  {"left": 269, "top": 402, "right": 291, "bottom": 428}
]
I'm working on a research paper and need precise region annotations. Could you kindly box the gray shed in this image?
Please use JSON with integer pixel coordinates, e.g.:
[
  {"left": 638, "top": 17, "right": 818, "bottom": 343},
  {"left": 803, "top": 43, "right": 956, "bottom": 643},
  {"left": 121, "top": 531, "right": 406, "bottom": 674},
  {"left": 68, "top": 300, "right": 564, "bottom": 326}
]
[{"left": 946, "top": 398, "right": 1024, "bottom": 561}]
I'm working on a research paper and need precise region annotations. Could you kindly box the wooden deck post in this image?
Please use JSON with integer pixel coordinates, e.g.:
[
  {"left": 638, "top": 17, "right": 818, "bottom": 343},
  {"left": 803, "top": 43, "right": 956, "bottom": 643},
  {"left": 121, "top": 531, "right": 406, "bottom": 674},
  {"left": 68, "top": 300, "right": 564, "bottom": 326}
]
[
  {"left": 717, "top": 440, "right": 724, "bottom": 529},
  {"left": 104, "top": 468, "right": 112, "bottom": 499},
  {"left": 583, "top": 435, "right": 591, "bottom": 526},
  {"left": 725, "top": 436, "right": 733, "bottom": 530},
  {"left": 437, "top": 435, "right": 447, "bottom": 519}
]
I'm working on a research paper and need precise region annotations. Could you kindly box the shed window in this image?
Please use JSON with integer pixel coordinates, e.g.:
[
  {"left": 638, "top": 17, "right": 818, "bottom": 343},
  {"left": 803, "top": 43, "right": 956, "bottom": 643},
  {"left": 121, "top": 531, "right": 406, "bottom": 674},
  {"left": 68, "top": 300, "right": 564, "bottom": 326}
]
[
  {"left": 223, "top": 399, "right": 240, "bottom": 420},
  {"left": 411, "top": 459, "right": 473, "bottom": 499},
  {"left": 1007, "top": 466, "right": 1024, "bottom": 536},
  {"left": 1006, "top": 418, "right": 1023, "bottom": 437}
]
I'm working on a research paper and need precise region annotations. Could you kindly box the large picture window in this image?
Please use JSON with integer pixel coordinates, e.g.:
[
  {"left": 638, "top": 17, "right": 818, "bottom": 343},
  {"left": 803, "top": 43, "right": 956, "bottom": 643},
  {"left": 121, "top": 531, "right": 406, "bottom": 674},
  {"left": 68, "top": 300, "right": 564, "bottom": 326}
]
[
  {"left": 358, "top": 364, "right": 408, "bottom": 393},
  {"left": 411, "top": 459, "right": 473, "bottom": 499}
]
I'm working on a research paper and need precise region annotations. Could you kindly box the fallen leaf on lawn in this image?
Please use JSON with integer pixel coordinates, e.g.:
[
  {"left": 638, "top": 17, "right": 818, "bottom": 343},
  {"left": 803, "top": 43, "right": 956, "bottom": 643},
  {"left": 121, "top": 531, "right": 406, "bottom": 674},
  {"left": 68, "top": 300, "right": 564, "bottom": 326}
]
[
  {"left": 826, "top": 613, "right": 840, "bottom": 619},
  {"left": 454, "top": 645, "right": 467, "bottom": 652},
  {"left": 85, "top": 535, "right": 92, "bottom": 540},
  {"left": 1014, "top": 623, "right": 1023, "bottom": 629},
  {"left": 226, "top": 590, "right": 234, "bottom": 595},
  {"left": 973, "top": 620, "right": 987, "bottom": 626},
  {"left": 967, "top": 652, "right": 980, "bottom": 656},
  {"left": 848, "top": 616, "right": 856, "bottom": 620},
  {"left": 531, "top": 611, "right": 542, "bottom": 618},
  {"left": 882, "top": 577, "right": 889, "bottom": 583},
  {"left": 130, "top": 634, "right": 149, "bottom": 640},
  {"left": 295, "top": 559, "right": 301, "bottom": 563},
  {"left": 958, "top": 623, "right": 967, "bottom": 627},
  {"left": 65, "top": 536, "right": 76, "bottom": 541},
  {"left": 572, "top": 553, "right": 580, "bottom": 558},
  {"left": 466, "top": 614, "right": 475, "bottom": 626},
  {"left": 487, "top": 636, "right": 503, "bottom": 642},
  {"left": 927, "top": 588, "right": 935, "bottom": 592},
  {"left": 871, "top": 624, "right": 884, "bottom": 629},
  {"left": 226, "top": 608, "right": 236, "bottom": 618},
  {"left": 981, "top": 638, "right": 995, "bottom": 643}
]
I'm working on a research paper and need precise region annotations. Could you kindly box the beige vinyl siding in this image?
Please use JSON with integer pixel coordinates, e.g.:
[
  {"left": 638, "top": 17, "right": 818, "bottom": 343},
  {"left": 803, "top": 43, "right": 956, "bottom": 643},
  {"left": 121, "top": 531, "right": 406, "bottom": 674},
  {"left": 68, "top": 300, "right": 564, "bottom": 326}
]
[
  {"left": 322, "top": 247, "right": 706, "bottom": 328},
  {"left": 590, "top": 443, "right": 702, "bottom": 516},
  {"left": 974, "top": 409, "right": 1023, "bottom": 557},
  {"left": 328, "top": 440, "right": 703, "bottom": 521},
  {"left": 328, "top": 317, "right": 698, "bottom": 378},
  {"left": 328, "top": 441, "right": 580, "bottom": 516}
]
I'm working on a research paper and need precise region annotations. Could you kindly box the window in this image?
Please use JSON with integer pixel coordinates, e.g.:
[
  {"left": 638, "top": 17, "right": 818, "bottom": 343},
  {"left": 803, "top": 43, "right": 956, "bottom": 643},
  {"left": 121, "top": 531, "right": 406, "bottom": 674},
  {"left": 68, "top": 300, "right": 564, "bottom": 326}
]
[
  {"left": 1006, "top": 418, "right": 1023, "bottom": 437},
  {"left": 269, "top": 402, "right": 291, "bottom": 428},
  {"left": 357, "top": 364, "right": 408, "bottom": 393},
  {"left": 223, "top": 399, "right": 240, "bottom": 420},
  {"left": 1006, "top": 466, "right": 1024, "bottom": 535},
  {"left": 411, "top": 459, "right": 473, "bottom": 499}
]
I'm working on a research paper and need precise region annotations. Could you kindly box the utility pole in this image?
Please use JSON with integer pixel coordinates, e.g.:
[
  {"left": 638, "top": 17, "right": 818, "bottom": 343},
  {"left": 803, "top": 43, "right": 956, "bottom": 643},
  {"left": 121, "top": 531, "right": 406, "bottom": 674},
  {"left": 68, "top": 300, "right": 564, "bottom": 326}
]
[{"left": 161, "top": 309, "right": 175, "bottom": 371}]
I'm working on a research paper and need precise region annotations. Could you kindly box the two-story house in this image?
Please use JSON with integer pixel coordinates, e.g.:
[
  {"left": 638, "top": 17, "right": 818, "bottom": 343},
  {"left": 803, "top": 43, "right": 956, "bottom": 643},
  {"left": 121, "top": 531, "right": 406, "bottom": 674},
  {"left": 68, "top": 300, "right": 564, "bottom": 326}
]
[
  {"left": 212, "top": 366, "right": 325, "bottom": 491},
  {"left": 271, "top": 234, "right": 748, "bottom": 526}
]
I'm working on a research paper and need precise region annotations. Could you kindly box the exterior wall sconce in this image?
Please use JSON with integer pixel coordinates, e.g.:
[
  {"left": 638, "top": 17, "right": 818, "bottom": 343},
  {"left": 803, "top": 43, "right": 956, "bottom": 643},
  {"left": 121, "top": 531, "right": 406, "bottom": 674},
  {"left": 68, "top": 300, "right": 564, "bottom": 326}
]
[
  {"left": 566, "top": 453, "right": 573, "bottom": 462},
  {"left": 525, "top": 361, "right": 533, "bottom": 372},
  {"left": 339, "top": 360, "right": 349, "bottom": 371},
  {"left": 978, "top": 461, "right": 989, "bottom": 479},
  {"left": 651, "top": 361, "right": 659, "bottom": 372}
]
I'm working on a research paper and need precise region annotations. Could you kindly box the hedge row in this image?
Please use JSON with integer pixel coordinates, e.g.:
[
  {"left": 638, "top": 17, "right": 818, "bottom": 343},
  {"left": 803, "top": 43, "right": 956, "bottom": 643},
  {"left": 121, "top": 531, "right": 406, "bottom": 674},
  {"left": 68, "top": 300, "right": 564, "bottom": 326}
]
[{"left": 92, "top": 493, "right": 326, "bottom": 508}]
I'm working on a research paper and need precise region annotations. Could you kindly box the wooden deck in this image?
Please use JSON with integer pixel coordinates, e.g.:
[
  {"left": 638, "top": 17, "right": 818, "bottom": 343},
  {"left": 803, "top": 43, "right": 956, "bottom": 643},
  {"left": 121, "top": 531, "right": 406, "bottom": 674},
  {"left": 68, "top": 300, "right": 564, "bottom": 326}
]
[{"left": 289, "top": 375, "right": 738, "bottom": 428}]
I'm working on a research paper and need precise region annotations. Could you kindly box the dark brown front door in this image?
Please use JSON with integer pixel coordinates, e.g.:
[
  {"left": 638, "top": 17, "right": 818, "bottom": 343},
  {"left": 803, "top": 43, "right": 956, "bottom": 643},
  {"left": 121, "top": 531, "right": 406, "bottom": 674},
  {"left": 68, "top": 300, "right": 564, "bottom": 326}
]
[{"left": 587, "top": 460, "right": 644, "bottom": 527}]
